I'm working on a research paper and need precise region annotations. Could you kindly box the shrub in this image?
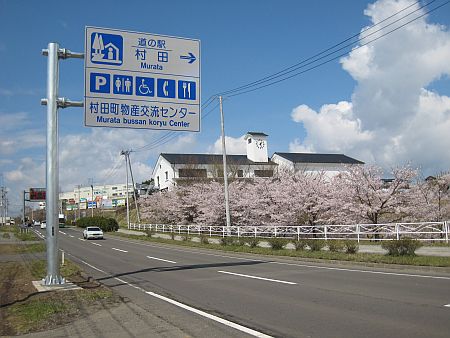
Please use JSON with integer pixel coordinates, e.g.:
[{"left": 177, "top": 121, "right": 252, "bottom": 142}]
[
  {"left": 327, "top": 240, "right": 345, "bottom": 252},
  {"left": 75, "top": 216, "right": 118, "bottom": 232},
  {"left": 182, "top": 233, "right": 191, "bottom": 242},
  {"left": 220, "top": 236, "right": 234, "bottom": 246},
  {"left": 344, "top": 240, "right": 359, "bottom": 254},
  {"left": 291, "top": 239, "right": 307, "bottom": 251},
  {"left": 245, "top": 237, "right": 260, "bottom": 248},
  {"left": 306, "top": 239, "right": 326, "bottom": 251},
  {"left": 146, "top": 228, "right": 155, "bottom": 238},
  {"left": 268, "top": 237, "right": 288, "bottom": 250},
  {"left": 200, "top": 234, "right": 209, "bottom": 245},
  {"left": 381, "top": 238, "right": 423, "bottom": 256},
  {"left": 170, "top": 231, "right": 176, "bottom": 240},
  {"left": 234, "top": 237, "right": 246, "bottom": 246}
]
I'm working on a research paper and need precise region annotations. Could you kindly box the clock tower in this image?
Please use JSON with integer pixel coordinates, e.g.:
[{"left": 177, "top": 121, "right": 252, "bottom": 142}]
[{"left": 244, "top": 132, "right": 269, "bottom": 163}]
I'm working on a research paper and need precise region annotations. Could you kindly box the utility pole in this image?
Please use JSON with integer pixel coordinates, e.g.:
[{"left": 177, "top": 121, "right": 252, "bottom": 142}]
[
  {"left": 121, "top": 150, "right": 130, "bottom": 229},
  {"left": 88, "top": 178, "right": 94, "bottom": 217},
  {"left": 41, "top": 42, "right": 83, "bottom": 286},
  {"left": 76, "top": 184, "right": 82, "bottom": 220},
  {"left": 127, "top": 152, "right": 141, "bottom": 224},
  {"left": 219, "top": 96, "right": 231, "bottom": 234}
]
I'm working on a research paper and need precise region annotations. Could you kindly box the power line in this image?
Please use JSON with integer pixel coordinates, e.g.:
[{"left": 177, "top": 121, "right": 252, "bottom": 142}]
[
  {"left": 120, "top": 0, "right": 448, "bottom": 153},
  {"left": 219, "top": 0, "right": 445, "bottom": 97},
  {"left": 226, "top": 0, "right": 449, "bottom": 98}
]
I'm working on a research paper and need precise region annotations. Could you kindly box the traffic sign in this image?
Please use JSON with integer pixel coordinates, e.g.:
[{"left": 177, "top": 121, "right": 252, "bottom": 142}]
[{"left": 84, "top": 27, "right": 200, "bottom": 132}]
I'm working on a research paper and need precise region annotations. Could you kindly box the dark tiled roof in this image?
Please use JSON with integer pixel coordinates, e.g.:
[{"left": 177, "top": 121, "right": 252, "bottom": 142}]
[
  {"left": 274, "top": 152, "right": 364, "bottom": 164},
  {"left": 246, "top": 132, "right": 268, "bottom": 137},
  {"left": 161, "top": 153, "right": 276, "bottom": 165}
]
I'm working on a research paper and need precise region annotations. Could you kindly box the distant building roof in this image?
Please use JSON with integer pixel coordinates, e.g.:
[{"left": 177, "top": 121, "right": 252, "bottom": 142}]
[
  {"left": 274, "top": 152, "right": 364, "bottom": 164},
  {"left": 160, "top": 153, "right": 276, "bottom": 165},
  {"left": 246, "top": 132, "right": 268, "bottom": 137}
]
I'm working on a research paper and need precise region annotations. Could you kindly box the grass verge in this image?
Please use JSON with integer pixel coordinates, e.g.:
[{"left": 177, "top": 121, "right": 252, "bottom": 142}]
[
  {"left": 0, "top": 257, "right": 121, "bottom": 336},
  {"left": 110, "top": 232, "right": 450, "bottom": 267}
]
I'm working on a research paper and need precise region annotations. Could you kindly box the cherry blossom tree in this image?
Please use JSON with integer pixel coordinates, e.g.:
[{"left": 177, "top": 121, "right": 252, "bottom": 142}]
[{"left": 336, "top": 164, "right": 418, "bottom": 224}]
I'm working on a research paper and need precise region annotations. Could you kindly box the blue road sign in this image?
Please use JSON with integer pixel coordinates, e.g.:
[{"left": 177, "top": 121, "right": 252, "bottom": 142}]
[
  {"left": 113, "top": 75, "right": 133, "bottom": 95},
  {"left": 90, "top": 73, "right": 111, "bottom": 93},
  {"left": 157, "top": 79, "right": 176, "bottom": 98},
  {"left": 90, "top": 32, "right": 123, "bottom": 66},
  {"left": 178, "top": 80, "right": 196, "bottom": 100},
  {"left": 136, "top": 76, "right": 155, "bottom": 97},
  {"left": 85, "top": 27, "right": 200, "bottom": 132}
]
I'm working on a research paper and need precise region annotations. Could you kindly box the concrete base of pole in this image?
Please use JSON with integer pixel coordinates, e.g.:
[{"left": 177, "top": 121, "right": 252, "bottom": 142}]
[
  {"left": 41, "top": 275, "right": 66, "bottom": 286},
  {"left": 34, "top": 280, "right": 80, "bottom": 292}
]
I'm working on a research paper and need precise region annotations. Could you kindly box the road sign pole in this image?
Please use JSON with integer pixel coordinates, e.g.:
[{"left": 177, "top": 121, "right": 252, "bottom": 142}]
[
  {"left": 43, "top": 42, "right": 64, "bottom": 285},
  {"left": 219, "top": 96, "right": 231, "bottom": 234},
  {"left": 41, "top": 43, "right": 84, "bottom": 286}
]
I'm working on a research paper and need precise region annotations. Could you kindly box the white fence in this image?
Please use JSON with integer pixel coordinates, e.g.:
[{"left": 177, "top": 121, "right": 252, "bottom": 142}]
[{"left": 129, "top": 221, "right": 449, "bottom": 243}]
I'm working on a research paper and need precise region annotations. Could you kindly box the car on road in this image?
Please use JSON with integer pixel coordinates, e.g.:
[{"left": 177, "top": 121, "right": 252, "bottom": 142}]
[
  {"left": 83, "top": 227, "right": 104, "bottom": 240},
  {"left": 40, "top": 221, "right": 46, "bottom": 229}
]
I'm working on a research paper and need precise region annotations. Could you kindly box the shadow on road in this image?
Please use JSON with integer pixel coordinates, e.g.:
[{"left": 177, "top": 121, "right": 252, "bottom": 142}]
[{"left": 97, "top": 260, "right": 265, "bottom": 284}]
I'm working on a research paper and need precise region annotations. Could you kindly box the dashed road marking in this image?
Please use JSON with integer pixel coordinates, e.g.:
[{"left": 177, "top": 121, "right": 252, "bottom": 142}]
[
  {"left": 91, "top": 243, "right": 102, "bottom": 247},
  {"left": 218, "top": 270, "right": 297, "bottom": 285},
  {"left": 146, "top": 255, "right": 176, "bottom": 264},
  {"left": 78, "top": 238, "right": 86, "bottom": 241},
  {"left": 112, "top": 247, "right": 128, "bottom": 253}
]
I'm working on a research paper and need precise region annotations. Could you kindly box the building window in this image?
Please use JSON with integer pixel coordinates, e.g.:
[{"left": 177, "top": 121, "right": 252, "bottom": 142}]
[
  {"left": 157, "top": 176, "right": 160, "bottom": 186},
  {"left": 254, "top": 170, "right": 273, "bottom": 177},
  {"left": 237, "top": 170, "right": 244, "bottom": 177},
  {"left": 112, "top": 193, "right": 118, "bottom": 196},
  {"left": 248, "top": 138, "right": 252, "bottom": 144},
  {"left": 160, "top": 164, "right": 162, "bottom": 169},
  {"left": 165, "top": 171, "right": 168, "bottom": 180},
  {"left": 178, "top": 169, "right": 207, "bottom": 178},
  {"left": 112, "top": 186, "right": 117, "bottom": 190}
]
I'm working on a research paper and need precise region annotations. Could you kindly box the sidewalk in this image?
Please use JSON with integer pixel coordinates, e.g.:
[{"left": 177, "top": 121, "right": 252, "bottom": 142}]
[{"left": 17, "top": 301, "right": 190, "bottom": 338}]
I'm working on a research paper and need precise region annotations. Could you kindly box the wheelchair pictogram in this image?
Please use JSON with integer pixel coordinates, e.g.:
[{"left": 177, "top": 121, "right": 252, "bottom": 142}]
[{"left": 135, "top": 77, "right": 155, "bottom": 97}]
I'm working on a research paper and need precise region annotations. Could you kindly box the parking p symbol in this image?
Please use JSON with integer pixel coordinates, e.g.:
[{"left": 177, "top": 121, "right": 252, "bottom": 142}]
[{"left": 90, "top": 73, "right": 111, "bottom": 93}]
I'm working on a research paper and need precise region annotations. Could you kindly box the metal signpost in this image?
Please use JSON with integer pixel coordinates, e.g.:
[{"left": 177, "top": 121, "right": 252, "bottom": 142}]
[
  {"left": 41, "top": 44, "right": 83, "bottom": 286},
  {"left": 84, "top": 27, "right": 201, "bottom": 132}
]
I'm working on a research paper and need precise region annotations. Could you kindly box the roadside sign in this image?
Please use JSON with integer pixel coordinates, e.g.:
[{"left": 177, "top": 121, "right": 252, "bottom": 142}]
[
  {"left": 84, "top": 27, "right": 200, "bottom": 132},
  {"left": 29, "top": 188, "right": 46, "bottom": 201}
]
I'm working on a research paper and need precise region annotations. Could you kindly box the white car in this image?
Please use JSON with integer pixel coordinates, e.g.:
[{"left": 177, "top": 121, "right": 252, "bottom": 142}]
[
  {"left": 83, "top": 227, "right": 104, "bottom": 240},
  {"left": 40, "top": 221, "right": 46, "bottom": 229}
]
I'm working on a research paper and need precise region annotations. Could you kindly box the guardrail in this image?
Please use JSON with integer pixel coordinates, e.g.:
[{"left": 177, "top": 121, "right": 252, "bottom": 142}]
[{"left": 129, "top": 221, "right": 449, "bottom": 243}]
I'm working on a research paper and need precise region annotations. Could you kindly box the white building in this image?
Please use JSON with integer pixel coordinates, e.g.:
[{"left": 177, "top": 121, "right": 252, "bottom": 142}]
[
  {"left": 271, "top": 152, "right": 364, "bottom": 178},
  {"left": 152, "top": 132, "right": 363, "bottom": 191}
]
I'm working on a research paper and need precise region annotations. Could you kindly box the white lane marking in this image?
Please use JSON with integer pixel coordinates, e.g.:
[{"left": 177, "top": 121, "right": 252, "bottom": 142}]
[
  {"left": 103, "top": 236, "right": 450, "bottom": 281},
  {"left": 218, "top": 270, "right": 297, "bottom": 285},
  {"left": 91, "top": 243, "right": 102, "bottom": 247},
  {"left": 268, "top": 261, "right": 450, "bottom": 281},
  {"left": 74, "top": 258, "right": 271, "bottom": 338},
  {"left": 59, "top": 231, "right": 67, "bottom": 235},
  {"left": 69, "top": 235, "right": 74, "bottom": 238},
  {"left": 146, "top": 255, "right": 176, "bottom": 264},
  {"left": 78, "top": 238, "right": 86, "bottom": 241},
  {"left": 444, "top": 304, "right": 450, "bottom": 308},
  {"left": 145, "top": 290, "right": 272, "bottom": 338},
  {"left": 112, "top": 247, "right": 128, "bottom": 253}
]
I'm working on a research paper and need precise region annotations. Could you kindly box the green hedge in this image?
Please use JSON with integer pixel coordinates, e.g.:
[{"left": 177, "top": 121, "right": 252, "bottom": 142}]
[
  {"left": 381, "top": 238, "right": 423, "bottom": 256},
  {"left": 75, "top": 216, "right": 118, "bottom": 232}
]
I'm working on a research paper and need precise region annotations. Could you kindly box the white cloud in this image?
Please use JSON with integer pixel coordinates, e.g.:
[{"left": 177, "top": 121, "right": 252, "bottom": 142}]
[
  {"left": 291, "top": 0, "right": 450, "bottom": 175},
  {"left": 208, "top": 134, "right": 247, "bottom": 154}
]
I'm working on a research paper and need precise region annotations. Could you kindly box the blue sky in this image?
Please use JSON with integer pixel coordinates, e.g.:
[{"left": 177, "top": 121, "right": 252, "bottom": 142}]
[{"left": 1, "top": 0, "right": 450, "bottom": 215}]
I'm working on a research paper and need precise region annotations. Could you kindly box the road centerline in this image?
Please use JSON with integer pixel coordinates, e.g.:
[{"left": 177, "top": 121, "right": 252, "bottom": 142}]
[
  {"left": 146, "top": 255, "right": 176, "bottom": 264},
  {"left": 91, "top": 242, "right": 102, "bottom": 247},
  {"left": 218, "top": 270, "right": 297, "bottom": 285}
]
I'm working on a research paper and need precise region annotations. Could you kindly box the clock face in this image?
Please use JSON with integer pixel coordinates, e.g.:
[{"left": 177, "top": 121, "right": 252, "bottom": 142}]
[{"left": 256, "top": 140, "right": 265, "bottom": 149}]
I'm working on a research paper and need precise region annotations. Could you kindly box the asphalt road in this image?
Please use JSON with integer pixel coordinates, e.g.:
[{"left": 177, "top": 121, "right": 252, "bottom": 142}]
[{"left": 35, "top": 227, "right": 450, "bottom": 338}]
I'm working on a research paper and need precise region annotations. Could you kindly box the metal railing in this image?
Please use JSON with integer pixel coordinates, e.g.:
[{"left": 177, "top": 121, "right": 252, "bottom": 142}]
[{"left": 129, "top": 221, "right": 449, "bottom": 243}]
